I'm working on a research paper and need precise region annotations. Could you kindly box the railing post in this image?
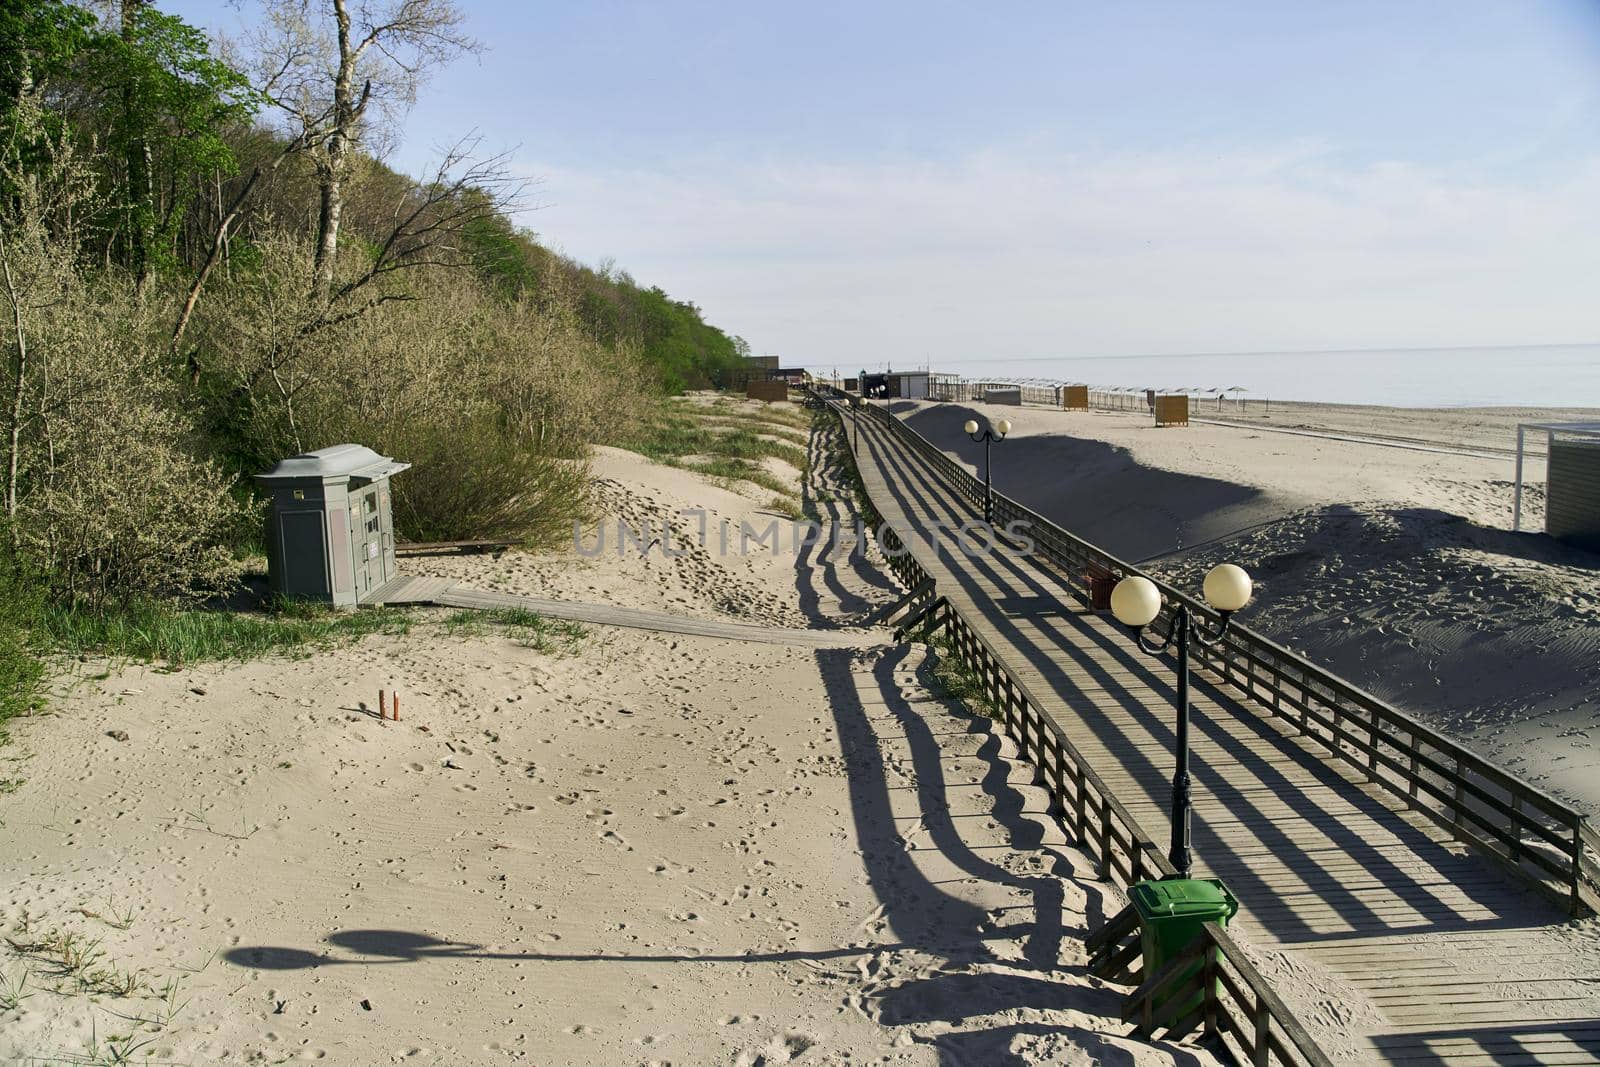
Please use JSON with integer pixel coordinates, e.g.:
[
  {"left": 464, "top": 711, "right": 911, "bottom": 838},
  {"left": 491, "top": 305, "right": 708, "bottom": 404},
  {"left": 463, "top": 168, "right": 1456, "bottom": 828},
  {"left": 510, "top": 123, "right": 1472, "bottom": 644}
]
[
  {"left": 1204, "top": 942, "right": 1221, "bottom": 1039},
  {"left": 1048, "top": 739, "right": 1065, "bottom": 817},
  {"left": 1407, "top": 732, "right": 1420, "bottom": 805},
  {"left": 1073, "top": 762, "right": 1088, "bottom": 846},
  {"left": 1451, "top": 756, "right": 1465, "bottom": 827},
  {"left": 1097, "top": 794, "right": 1112, "bottom": 878},
  {"left": 1252, "top": 989, "right": 1270, "bottom": 1065},
  {"left": 1510, "top": 794, "right": 1524, "bottom": 865},
  {"left": 1571, "top": 815, "right": 1585, "bottom": 916},
  {"left": 1368, "top": 705, "right": 1381, "bottom": 783}
]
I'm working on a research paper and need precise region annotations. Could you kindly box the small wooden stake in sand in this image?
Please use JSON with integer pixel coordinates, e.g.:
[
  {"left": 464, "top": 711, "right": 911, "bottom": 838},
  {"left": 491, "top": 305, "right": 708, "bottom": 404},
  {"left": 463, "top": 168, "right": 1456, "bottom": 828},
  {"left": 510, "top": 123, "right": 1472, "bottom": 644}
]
[
  {"left": 379, "top": 689, "right": 388, "bottom": 720},
  {"left": 392, "top": 693, "right": 401, "bottom": 721}
]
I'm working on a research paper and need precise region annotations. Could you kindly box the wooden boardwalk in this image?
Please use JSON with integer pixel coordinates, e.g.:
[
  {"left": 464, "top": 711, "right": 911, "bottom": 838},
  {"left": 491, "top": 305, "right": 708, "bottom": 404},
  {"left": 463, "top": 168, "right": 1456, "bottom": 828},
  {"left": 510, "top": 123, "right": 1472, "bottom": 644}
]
[
  {"left": 847, "top": 409, "right": 1600, "bottom": 1065},
  {"left": 370, "top": 575, "right": 874, "bottom": 649}
]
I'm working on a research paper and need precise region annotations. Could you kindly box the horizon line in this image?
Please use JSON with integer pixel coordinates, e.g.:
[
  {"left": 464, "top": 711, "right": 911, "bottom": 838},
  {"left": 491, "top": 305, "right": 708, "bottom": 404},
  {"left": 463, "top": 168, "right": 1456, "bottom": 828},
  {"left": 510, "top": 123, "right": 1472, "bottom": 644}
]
[{"left": 800, "top": 340, "right": 1600, "bottom": 373}]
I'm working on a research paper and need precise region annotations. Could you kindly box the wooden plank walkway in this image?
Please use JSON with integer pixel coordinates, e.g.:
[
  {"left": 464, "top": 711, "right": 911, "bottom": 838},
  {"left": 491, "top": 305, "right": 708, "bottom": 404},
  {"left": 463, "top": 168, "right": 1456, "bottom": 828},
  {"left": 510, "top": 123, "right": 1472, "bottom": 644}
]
[
  {"left": 846, "top": 409, "right": 1600, "bottom": 1065},
  {"left": 369, "top": 575, "right": 875, "bottom": 649}
]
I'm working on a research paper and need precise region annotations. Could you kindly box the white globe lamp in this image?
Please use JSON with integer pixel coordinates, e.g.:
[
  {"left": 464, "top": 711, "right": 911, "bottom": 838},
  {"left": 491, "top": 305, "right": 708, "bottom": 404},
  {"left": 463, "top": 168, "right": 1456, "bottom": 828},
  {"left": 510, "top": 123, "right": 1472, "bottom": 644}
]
[
  {"left": 1203, "top": 563, "right": 1253, "bottom": 613},
  {"left": 996, "top": 418, "right": 1012, "bottom": 435},
  {"left": 963, "top": 419, "right": 979, "bottom": 434},
  {"left": 1110, "top": 575, "right": 1162, "bottom": 628}
]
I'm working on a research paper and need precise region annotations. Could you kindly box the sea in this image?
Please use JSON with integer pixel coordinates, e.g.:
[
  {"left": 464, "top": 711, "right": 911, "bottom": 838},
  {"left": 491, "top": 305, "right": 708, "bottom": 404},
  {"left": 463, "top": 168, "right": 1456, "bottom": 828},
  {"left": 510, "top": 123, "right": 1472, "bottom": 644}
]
[{"left": 930, "top": 344, "right": 1600, "bottom": 410}]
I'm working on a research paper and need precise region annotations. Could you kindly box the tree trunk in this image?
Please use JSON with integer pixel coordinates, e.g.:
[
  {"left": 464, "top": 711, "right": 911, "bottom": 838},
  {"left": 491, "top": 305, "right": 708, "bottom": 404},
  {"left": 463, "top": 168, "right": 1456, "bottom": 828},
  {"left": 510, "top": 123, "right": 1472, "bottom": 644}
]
[
  {"left": 172, "top": 165, "right": 261, "bottom": 369},
  {"left": 312, "top": 150, "right": 344, "bottom": 301},
  {"left": 1, "top": 233, "right": 28, "bottom": 522},
  {"left": 122, "top": 0, "right": 152, "bottom": 297},
  {"left": 311, "top": 0, "right": 360, "bottom": 303}
]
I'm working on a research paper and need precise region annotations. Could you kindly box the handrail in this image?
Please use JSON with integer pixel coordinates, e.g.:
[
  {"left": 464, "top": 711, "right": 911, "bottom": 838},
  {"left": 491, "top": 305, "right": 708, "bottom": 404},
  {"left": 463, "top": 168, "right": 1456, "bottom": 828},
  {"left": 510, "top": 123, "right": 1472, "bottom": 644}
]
[
  {"left": 1122, "top": 922, "right": 1335, "bottom": 1067},
  {"left": 823, "top": 385, "right": 1598, "bottom": 915},
  {"left": 817, "top": 391, "right": 1333, "bottom": 1067}
]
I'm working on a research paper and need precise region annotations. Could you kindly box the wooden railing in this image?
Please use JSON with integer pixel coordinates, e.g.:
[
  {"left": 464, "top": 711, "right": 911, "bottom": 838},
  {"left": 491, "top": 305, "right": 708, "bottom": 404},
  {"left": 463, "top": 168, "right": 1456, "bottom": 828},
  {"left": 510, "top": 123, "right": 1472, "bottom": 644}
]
[
  {"left": 825, "top": 387, "right": 1599, "bottom": 917},
  {"left": 819, "top": 392, "right": 1333, "bottom": 1067},
  {"left": 1120, "top": 919, "right": 1334, "bottom": 1067}
]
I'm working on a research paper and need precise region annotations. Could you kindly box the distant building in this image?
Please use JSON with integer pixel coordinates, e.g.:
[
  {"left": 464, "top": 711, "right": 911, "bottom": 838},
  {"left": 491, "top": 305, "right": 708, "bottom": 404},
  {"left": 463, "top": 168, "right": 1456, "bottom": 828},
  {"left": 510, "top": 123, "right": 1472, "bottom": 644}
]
[
  {"left": 730, "top": 355, "right": 781, "bottom": 388},
  {"left": 887, "top": 371, "right": 930, "bottom": 399}
]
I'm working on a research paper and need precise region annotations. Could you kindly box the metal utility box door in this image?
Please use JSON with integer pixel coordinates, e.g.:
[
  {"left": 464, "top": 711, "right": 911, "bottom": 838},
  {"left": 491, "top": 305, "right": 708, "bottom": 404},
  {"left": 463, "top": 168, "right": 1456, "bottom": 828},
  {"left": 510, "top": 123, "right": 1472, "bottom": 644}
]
[{"left": 255, "top": 444, "right": 411, "bottom": 608}]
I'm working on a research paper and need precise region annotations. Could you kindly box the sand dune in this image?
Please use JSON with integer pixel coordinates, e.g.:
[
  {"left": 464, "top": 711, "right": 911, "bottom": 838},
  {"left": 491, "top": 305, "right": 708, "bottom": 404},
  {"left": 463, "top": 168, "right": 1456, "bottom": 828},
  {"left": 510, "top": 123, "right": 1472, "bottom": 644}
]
[{"left": 0, "top": 400, "right": 1215, "bottom": 1066}]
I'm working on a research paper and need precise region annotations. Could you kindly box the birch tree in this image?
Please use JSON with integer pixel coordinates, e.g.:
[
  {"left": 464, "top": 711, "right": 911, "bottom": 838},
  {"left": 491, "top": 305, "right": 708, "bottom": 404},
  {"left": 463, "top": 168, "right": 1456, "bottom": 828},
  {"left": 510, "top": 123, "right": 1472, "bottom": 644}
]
[{"left": 236, "top": 0, "right": 475, "bottom": 301}]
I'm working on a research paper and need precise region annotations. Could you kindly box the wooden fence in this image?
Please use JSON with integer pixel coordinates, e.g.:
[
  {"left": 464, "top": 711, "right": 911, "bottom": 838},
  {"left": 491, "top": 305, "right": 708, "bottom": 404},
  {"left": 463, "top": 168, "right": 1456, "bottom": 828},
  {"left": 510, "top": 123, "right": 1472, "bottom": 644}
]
[{"left": 820, "top": 391, "right": 1336, "bottom": 1067}]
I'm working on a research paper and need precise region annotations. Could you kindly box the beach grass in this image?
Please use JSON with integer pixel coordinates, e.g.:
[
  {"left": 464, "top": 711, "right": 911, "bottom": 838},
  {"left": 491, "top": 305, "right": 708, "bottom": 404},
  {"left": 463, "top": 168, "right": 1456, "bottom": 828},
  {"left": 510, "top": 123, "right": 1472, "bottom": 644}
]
[
  {"left": 36, "top": 600, "right": 413, "bottom": 666},
  {"left": 633, "top": 398, "right": 807, "bottom": 514},
  {"left": 0, "top": 617, "right": 46, "bottom": 744},
  {"left": 703, "top": 395, "right": 813, "bottom": 430},
  {"left": 920, "top": 631, "right": 1000, "bottom": 720},
  {"left": 636, "top": 413, "right": 808, "bottom": 469},
  {"left": 441, "top": 608, "right": 586, "bottom": 653}
]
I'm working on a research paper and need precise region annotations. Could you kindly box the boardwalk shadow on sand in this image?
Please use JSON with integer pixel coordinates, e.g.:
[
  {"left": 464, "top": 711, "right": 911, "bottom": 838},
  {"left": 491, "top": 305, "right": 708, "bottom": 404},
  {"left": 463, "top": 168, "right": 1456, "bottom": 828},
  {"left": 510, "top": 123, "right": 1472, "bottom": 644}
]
[
  {"left": 816, "top": 645, "right": 1215, "bottom": 1066},
  {"left": 790, "top": 416, "right": 897, "bottom": 628},
  {"left": 223, "top": 648, "right": 1159, "bottom": 1063}
]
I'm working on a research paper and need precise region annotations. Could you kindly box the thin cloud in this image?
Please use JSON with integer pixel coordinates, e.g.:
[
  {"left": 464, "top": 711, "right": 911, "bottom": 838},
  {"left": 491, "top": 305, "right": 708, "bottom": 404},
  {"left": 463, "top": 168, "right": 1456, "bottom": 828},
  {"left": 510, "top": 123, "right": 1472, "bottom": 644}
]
[{"left": 513, "top": 145, "right": 1600, "bottom": 361}]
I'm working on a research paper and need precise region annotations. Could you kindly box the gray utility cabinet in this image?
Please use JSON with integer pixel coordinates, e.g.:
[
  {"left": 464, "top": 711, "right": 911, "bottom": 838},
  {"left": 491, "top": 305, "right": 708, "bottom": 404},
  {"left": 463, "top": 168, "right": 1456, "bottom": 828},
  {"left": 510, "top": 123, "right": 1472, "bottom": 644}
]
[
  {"left": 1547, "top": 438, "right": 1600, "bottom": 552},
  {"left": 255, "top": 444, "right": 411, "bottom": 608}
]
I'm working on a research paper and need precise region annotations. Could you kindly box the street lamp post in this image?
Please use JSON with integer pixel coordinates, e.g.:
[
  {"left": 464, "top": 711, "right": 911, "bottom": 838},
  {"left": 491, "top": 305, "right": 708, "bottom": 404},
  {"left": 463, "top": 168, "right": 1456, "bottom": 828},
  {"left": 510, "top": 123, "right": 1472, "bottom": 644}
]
[
  {"left": 1108, "top": 564, "right": 1253, "bottom": 879},
  {"left": 963, "top": 417, "right": 1011, "bottom": 525},
  {"left": 854, "top": 367, "right": 866, "bottom": 451}
]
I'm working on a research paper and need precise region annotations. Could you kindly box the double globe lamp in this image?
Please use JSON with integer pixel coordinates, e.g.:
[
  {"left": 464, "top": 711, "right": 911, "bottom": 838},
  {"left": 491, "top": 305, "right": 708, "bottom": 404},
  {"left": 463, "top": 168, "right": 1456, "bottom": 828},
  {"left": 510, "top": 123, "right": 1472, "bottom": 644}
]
[
  {"left": 1108, "top": 563, "right": 1253, "bottom": 879},
  {"left": 962, "top": 417, "right": 1011, "bottom": 525}
]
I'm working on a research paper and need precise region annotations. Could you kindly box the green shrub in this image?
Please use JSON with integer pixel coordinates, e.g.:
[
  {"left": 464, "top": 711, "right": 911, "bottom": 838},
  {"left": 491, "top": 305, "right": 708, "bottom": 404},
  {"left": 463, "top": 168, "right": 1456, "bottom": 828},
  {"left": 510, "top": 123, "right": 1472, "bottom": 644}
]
[{"left": 381, "top": 407, "right": 589, "bottom": 548}]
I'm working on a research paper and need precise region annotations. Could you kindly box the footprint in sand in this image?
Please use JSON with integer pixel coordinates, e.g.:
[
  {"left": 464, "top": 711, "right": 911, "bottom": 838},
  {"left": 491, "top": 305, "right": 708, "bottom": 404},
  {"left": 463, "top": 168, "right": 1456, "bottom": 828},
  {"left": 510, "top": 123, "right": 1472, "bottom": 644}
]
[
  {"left": 734, "top": 1032, "right": 816, "bottom": 1066},
  {"left": 599, "top": 829, "right": 631, "bottom": 851}
]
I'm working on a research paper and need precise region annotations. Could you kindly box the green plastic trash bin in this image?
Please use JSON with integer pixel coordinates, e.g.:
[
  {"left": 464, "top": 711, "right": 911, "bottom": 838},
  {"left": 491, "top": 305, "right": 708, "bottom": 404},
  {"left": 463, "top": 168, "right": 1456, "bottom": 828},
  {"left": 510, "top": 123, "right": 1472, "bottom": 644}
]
[{"left": 1129, "top": 878, "right": 1238, "bottom": 1021}]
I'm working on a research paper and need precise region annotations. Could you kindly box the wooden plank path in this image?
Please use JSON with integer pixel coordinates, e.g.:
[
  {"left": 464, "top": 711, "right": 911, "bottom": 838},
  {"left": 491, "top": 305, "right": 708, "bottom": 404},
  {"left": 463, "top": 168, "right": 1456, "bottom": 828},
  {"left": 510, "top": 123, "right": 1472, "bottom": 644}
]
[
  {"left": 371, "top": 575, "right": 877, "bottom": 648},
  {"left": 846, "top": 409, "right": 1600, "bottom": 1065}
]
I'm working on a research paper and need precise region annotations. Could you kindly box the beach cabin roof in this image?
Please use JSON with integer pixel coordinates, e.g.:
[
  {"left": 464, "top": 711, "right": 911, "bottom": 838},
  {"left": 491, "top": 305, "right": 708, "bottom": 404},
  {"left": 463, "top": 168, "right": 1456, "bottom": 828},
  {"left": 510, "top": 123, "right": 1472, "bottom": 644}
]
[{"left": 256, "top": 443, "right": 411, "bottom": 484}]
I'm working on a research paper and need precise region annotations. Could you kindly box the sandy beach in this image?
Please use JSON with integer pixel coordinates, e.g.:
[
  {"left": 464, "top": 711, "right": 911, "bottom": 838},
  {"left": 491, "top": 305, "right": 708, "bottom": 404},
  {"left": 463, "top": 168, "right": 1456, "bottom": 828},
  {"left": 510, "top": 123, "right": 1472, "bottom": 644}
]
[
  {"left": 897, "top": 397, "right": 1600, "bottom": 817},
  {"left": 0, "top": 398, "right": 1215, "bottom": 1066}
]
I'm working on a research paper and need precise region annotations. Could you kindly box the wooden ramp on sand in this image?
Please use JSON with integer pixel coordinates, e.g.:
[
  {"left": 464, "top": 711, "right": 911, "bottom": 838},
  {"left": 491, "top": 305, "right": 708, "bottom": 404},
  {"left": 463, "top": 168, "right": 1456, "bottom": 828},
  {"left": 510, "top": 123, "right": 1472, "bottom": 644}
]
[
  {"left": 368, "top": 575, "right": 876, "bottom": 649},
  {"left": 846, "top": 408, "right": 1600, "bottom": 1065}
]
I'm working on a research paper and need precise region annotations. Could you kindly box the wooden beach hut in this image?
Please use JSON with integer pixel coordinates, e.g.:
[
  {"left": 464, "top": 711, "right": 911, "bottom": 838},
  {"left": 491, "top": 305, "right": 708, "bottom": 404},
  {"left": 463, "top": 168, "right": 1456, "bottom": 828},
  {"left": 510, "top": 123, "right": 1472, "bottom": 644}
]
[{"left": 1513, "top": 421, "right": 1600, "bottom": 550}]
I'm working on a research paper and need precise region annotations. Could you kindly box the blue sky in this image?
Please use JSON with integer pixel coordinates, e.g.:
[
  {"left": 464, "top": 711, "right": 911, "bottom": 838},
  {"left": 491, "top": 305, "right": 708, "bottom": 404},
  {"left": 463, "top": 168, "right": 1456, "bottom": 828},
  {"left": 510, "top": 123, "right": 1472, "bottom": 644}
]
[{"left": 170, "top": 1, "right": 1600, "bottom": 367}]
